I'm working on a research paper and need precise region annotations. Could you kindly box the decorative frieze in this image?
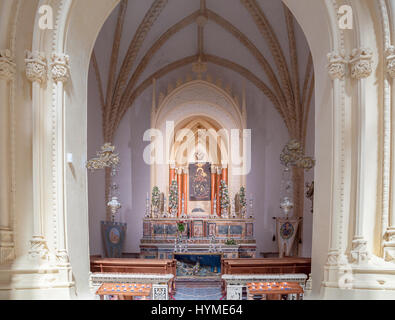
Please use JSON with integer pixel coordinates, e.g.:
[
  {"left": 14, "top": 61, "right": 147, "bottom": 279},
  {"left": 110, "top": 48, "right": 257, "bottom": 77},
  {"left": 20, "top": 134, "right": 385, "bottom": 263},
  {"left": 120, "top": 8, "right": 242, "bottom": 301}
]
[
  {"left": 50, "top": 53, "right": 70, "bottom": 83},
  {"left": 349, "top": 48, "right": 373, "bottom": 79},
  {"left": 0, "top": 49, "right": 16, "bottom": 81},
  {"left": 327, "top": 50, "right": 347, "bottom": 80},
  {"left": 385, "top": 46, "right": 395, "bottom": 78},
  {"left": 25, "top": 50, "right": 47, "bottom": 84}
]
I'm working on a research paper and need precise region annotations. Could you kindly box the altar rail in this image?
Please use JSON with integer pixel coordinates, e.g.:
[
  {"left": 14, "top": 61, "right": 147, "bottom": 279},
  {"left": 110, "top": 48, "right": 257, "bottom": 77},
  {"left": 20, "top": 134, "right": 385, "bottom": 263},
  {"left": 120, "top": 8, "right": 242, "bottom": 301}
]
[
  {"left": 221, "top": 258, "right": 311, "bottom": 276},
  {"left": 222, "top": 273, "right": 308, "bottom": 300}
]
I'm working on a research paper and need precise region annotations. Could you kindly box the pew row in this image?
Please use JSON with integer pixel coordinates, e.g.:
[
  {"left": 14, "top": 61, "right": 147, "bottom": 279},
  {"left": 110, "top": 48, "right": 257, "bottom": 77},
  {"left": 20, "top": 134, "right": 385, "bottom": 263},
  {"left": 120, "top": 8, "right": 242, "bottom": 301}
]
[
  {"left": 221, "top": 258, "right": 311, "bottom": 276},
  {"left": 90, "top": 273, "right": 173, "bottom": 300},
  {"left": 90, "top": 258, "right": 177, "bottom": 298}
]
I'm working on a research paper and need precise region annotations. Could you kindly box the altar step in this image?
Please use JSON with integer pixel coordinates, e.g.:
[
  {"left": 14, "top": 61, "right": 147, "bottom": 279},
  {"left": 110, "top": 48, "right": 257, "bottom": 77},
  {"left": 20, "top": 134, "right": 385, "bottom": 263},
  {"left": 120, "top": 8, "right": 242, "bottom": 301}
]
[{"left": 172, "top": 280, "right": 223, "bottom": 300}]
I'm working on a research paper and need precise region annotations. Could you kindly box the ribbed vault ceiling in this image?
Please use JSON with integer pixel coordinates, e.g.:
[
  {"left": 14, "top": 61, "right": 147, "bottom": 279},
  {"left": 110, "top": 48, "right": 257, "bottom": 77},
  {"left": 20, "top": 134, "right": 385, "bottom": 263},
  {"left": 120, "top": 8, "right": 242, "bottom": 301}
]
[{"left": 91, "top": 0, "right": 314, "bottom": 146}]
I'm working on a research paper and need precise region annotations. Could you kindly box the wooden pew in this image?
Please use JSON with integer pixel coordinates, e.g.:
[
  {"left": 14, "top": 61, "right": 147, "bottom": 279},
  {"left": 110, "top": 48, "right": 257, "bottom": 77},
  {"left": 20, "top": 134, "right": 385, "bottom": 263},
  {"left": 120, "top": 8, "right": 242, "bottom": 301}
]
[
  {"left": 221, "top": 258, "right": 311, "bottom": 276},
  {"left": 90, "top": 258, "right": 177, "bottom": 275},
  {"left": 90, "top": 258, "right": 177, "bottom": 294}
]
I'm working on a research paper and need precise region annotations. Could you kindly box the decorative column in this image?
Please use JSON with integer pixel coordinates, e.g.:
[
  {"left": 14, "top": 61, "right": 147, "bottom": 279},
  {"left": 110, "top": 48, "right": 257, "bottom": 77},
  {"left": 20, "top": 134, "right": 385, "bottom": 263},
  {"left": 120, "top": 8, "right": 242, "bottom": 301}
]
[
  {"left": 50, "top": 53, "right": 71, "bottom": 269},
  {"left": 0, "top": 49, "right": 16, "bottom": 264},
  {"left": 216, "top": 167, "right": 221, "bottom": 216},
  {"left": 183, "top": 167, "right": 188, "bottom": 215},
  {"left": 349, "top": 48, "right": 373, "bottom": 264},
  {"left": 325, "top": 50, "right": 348, "bottom": 267},
  {"left": 384, "top": 46, "right": 395, "bottom": 261},
  {"left": 177, "top": 167, "right": 182, "bottom": 217},
  {"left": 25, "top": 50, "right": 50, "bottom": 261},
  {"left": 210, "top": 165, "right": 216, "bottom": 215}
]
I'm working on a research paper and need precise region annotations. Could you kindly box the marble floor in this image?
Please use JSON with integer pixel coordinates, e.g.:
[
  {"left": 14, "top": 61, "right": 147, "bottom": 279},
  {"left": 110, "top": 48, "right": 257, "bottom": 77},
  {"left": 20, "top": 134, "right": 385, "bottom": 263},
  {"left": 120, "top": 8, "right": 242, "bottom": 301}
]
[{"left": 172, "top": 280, "right": 224, "bottom": 300}]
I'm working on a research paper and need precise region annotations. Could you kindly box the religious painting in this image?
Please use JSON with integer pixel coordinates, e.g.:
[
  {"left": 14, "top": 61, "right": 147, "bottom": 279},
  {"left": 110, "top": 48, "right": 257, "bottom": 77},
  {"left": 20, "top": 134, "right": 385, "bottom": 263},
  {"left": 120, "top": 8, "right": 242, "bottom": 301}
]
[
  {"left": 217, "top": 225, "right": 229, "bottom": 236},
  {"left": 189, "top": 162, "right": 211, "bottom": 201},
  {"left": 101, "top": 221, "right": 127, "bottom": 258}
]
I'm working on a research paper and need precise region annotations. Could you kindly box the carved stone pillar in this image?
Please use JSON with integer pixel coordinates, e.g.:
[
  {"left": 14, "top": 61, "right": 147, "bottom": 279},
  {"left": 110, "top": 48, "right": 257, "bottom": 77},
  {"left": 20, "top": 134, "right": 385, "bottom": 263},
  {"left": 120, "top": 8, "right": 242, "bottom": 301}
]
[
  {"left": 169, "top": 163, "right": 176, "bottom": 189},
  {"left": 0, "top": 49, "right": 16, "bottom": 264},
  {"left": 210, "top": 165, "right": 216, "bottom": 215},
  {"left": 216, "top": 167, "right": 221, "bottom": 217},
  {"left": 50, "top": 53, "right": 71, "bottom": 268},
  {"left": 183, "top": 167, "right": 188, "bottom": 215},
  {"left": 176, "top": 168, "right": 182, "bottom": 217},
  {"left": 25, "top": 50, "right": 50, "bottom": 262},
  {"left": 349, "top": 48, "right": 373, "bottom": 264}
]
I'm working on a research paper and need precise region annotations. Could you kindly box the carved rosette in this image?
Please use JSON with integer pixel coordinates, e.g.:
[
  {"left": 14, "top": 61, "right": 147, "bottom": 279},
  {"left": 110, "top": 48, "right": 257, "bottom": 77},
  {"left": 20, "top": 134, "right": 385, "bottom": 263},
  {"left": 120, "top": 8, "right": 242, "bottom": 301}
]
[
  {"left": 385, "top": 46, "right": 395, "bottom": 78},
  {"left": 25, "top": 50, "right": 48, "bottom": 84},
  {"left": 327, "top": 51, "right": 347, "bottom": 80},
  {"left": 349, "top": 48, "right": 373, "bottom": 79},
  {"left": 0, "top": 49, "right": 16, "bottom": 81},
  {"left": 50, "top": 53, "right": 70, "bottom": 83}
]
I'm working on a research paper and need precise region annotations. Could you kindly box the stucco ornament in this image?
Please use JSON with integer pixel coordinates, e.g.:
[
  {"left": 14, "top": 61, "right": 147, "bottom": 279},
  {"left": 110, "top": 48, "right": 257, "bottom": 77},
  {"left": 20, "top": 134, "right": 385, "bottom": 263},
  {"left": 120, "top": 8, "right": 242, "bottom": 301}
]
[
  {"left": 50, "top": 53, "right": 70, "bottom": 83},
  {"left": 349, "top": 48, "right": 373, "bottom": 79},
  {"left": 327, "top": 50, "right": 347, "bottom": 80},
  {"left": 25, "top": 50, "right": 48, "bottom": 84},
  {"left": 0, "top": 49, "right": 16, "bottom": 80},
  {"left": 385, "top": 46, "right": 395, "bottom": 78}
]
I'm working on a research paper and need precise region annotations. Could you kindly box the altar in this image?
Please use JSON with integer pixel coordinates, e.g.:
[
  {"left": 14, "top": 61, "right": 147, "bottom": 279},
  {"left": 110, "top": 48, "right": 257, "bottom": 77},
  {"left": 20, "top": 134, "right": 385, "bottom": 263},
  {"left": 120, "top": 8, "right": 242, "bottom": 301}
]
[{"left": 140, "top": 217, "right": 256, "bottom": 260}]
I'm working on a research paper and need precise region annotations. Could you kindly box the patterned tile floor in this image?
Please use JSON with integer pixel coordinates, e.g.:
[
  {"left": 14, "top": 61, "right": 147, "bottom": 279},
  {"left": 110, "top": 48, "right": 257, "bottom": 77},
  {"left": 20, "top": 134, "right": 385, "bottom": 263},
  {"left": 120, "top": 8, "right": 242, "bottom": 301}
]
[{"left": 173, "top": 280, "right": 223, "bottom": 300}]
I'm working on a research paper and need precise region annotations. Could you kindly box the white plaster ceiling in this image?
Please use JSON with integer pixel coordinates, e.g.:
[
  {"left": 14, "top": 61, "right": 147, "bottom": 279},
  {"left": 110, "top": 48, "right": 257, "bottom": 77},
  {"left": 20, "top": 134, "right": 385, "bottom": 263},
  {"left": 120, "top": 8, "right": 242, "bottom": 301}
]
[{"left": 93, "top": 0, "right": 311, "bottom": 105}]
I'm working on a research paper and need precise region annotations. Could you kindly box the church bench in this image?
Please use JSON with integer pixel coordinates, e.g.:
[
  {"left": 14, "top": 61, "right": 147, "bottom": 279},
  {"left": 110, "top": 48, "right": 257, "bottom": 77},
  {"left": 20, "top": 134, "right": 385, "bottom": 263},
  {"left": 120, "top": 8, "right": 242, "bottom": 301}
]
[
  {"left": 221, "top": 258, "right": 311, "bottom": 276},
  {"left": 90, "top": 273, "right": 173, "bottom": 300},
  {"left": 90, "top": 258, "right": 176, "bottom": 275}
]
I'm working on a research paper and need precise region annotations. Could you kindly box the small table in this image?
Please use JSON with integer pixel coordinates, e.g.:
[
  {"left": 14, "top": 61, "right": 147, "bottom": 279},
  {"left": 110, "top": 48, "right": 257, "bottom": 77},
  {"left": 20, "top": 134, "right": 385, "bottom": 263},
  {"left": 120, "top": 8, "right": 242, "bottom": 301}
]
[
  {"left": 96, "top": 283, "right": 152, "bottom": 300},
  {"left": 246, "top": 282, "right": 303, "bottom": 300}
]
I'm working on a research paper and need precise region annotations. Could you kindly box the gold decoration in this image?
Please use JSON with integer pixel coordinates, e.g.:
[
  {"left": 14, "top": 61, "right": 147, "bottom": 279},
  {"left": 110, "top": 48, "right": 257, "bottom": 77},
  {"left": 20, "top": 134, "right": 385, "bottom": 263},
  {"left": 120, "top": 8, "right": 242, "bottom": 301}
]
[
  {"left": 86, "top": 143, "right": 120, "bottom": 171},
  {"left": 280, "top": 139, "right": 315, "bottom": 170}
]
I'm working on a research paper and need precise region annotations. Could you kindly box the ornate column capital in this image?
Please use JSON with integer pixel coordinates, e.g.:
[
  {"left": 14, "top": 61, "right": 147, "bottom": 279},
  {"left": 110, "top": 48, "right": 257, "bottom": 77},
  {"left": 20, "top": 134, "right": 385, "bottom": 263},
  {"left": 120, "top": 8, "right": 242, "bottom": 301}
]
[
  {"left": 50, "top": 53, "right": 70, "bottom": 83},
  {"left": 349, "top": 48, "right": 373, "bottom": 79},
  {"left": 327, "top": 50, "right": 347, "bottom": 80},
  {"left": 0, "top": 49, "right": 16, "bottom": 81},
  {"left": 25, "top": 50, "right": 48, "bottom": 84},
  {"left": 385, "top": 45, "right": 395, "bottom": 78},
  {"left": 183, "top": 167, "right": 188, "bottom": 174}
]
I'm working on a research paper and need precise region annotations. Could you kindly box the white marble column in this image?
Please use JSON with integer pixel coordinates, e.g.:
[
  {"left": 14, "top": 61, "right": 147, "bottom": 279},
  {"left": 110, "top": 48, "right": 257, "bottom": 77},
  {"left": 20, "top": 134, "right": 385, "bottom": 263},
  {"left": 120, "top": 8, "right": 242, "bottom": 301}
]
[
  {"left": 349, "top": 48, "right": 373, "bottom": 265},
  {"left": 0, "top": 49, "right": 16, "bottom": 264},
  {"left": 50, "top": 53, "right": 71, "bottom": 270},
  {"left": 25, "top": 50, "right": 50, "bottom": 261}
]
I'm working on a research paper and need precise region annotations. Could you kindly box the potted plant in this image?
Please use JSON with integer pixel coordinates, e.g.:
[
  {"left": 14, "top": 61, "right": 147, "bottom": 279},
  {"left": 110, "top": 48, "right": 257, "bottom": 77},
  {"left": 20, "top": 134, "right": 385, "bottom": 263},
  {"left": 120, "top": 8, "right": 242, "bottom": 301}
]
[{"left": 151, "top": 186, "right": 160, "bottom": 217}]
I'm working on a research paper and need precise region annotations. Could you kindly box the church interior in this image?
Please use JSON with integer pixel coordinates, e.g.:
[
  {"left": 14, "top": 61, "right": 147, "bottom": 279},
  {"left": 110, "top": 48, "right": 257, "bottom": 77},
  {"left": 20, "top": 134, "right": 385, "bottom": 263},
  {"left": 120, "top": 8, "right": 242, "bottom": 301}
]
[{"left": 1, "top": 0, "right": 395, "bottom": 301}]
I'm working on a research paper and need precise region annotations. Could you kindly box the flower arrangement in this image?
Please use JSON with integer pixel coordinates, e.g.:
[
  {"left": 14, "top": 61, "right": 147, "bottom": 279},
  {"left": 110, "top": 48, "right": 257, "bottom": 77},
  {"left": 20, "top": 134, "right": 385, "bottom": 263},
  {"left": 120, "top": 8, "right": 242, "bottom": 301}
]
[
  {"left": 219, "top": 180, "right": 230, "bottom": 210},
  {"left": 239, "top": 186, "right": 247, "bottom": 208},
  {"left": 177, "top": 220, "right": 186, "bottom": 233},
  {"left": 169, "top": 180, "right": 178, "bottom": 212},
  {"left": 151, "top": 186, "right": 160, "bottom": 209},
  {"left": 225, "top": 239, "right": 237, "bottom": 245}
]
